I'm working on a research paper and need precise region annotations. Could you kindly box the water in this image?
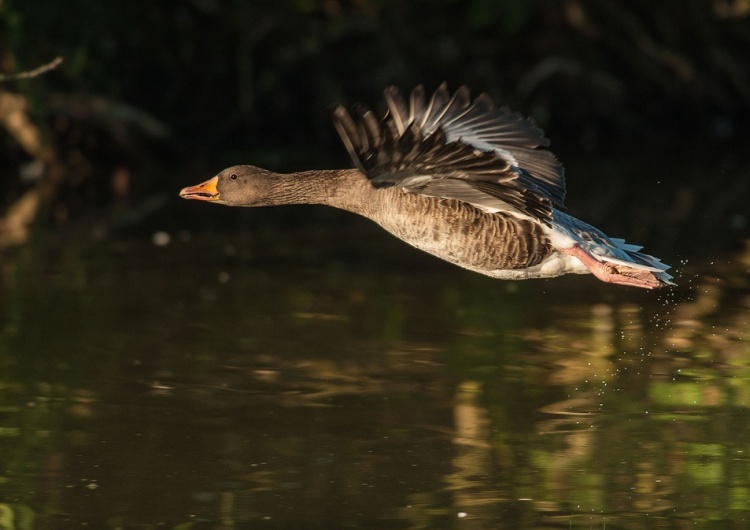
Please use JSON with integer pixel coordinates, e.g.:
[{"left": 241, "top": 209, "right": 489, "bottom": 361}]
[{"left": 1, "top": 230, "right": 748, "bottom": 529}]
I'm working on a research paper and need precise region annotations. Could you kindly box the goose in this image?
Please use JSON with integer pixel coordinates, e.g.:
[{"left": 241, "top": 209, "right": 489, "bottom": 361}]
[{"left": 180, "top": 84, "right": 673, "bottom": 289}]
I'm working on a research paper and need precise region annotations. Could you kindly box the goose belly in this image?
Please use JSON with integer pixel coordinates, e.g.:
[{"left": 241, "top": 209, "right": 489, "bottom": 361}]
[
  {"left": 371, "top": 196, "right": 569, "bottom": 278},
  {"left": 480, "top": 253, "right": 589, "bottom": 279}
]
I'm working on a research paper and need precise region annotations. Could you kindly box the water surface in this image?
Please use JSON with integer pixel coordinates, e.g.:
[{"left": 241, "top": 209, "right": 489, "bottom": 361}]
[{"left": 1, "top": 231, "right": 748, "bottom": 529}]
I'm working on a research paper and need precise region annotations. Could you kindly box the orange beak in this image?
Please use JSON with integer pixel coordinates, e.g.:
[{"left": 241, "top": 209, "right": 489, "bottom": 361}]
[{"left": 179, "top": 176, "right": 220, "bottom": 202}]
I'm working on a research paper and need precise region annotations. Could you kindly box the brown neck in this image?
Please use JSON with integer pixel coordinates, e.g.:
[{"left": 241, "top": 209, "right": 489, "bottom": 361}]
[{"left": 275, "top": 168, "right": 379, "bottom": 217}]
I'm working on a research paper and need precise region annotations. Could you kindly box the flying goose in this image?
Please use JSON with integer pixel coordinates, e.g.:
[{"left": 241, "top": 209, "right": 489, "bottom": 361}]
[{"left": 180, "top": 84, "right": 673, "bottom": 289}]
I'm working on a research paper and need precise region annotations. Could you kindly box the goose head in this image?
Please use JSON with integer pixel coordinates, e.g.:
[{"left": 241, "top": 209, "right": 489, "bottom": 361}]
[{"left": 180, "top": 165, "right": 285, "bottom": 207}]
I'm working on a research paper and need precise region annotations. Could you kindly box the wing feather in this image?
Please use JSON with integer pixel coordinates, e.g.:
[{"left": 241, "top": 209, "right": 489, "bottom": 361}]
[{"left": 331, "top": 84, "right": 566, "bottom": 222}]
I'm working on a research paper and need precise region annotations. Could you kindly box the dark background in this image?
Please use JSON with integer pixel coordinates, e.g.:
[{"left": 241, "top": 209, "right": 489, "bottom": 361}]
[
  {"left": 2, "top": 0, "right": 749, "bottom": 254},
  {"left": 1, "top": 5, "right": 750, "bottom": 526}
]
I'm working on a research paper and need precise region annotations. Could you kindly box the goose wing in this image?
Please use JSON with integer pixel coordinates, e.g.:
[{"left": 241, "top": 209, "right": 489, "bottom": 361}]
[{"left": 331, "top": 83, "right": 566, "bottom": 222}]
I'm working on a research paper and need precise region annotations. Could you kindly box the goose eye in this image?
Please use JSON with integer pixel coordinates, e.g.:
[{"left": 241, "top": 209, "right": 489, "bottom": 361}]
[{"left": 229, "top": 173, "right": 238, "bottom": 181}]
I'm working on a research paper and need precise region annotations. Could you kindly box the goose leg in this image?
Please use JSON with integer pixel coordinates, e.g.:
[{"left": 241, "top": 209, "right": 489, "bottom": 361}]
[{"left": 561, "top": 245, "right": 661, "bottom": 289}]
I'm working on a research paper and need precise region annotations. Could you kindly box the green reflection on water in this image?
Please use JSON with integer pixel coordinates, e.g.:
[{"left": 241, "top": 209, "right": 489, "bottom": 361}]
[{"left": 0, "top": 235, "right": 748, "bottom": 529}]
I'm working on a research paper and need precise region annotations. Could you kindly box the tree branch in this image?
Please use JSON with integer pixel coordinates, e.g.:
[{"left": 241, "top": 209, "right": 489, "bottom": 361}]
[
  {"left": 0, "top": 56, "right": 63, "bottom": 82},
  {"left": 0, "top": 91, "right": 65, "bottom": 247}
]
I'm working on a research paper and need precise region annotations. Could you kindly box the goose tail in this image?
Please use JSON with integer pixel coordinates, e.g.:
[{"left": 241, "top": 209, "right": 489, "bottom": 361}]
[{"left": 550, "top": 210, "right": 674, "bottom": 289}]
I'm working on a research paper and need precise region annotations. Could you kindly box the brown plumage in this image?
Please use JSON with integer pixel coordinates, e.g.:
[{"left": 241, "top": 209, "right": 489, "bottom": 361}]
[{"left": 180, "top": 84, "right": 673, "bottom": 288}]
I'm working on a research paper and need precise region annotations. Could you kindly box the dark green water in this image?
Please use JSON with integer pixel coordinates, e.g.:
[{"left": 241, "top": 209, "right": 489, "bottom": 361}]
[{"left": 1, "top": 229, "right": 748, "bottom": 529}]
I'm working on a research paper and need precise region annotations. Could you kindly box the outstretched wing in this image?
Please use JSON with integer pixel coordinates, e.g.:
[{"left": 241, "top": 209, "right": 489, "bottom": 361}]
[{"left": 331, "top": 83, "right": 566, "bottom": 222}]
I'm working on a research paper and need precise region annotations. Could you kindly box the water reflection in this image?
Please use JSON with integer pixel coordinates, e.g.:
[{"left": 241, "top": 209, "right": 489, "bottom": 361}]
[{"left": 0, "top": 237, "right": 748, "bottom": 528}]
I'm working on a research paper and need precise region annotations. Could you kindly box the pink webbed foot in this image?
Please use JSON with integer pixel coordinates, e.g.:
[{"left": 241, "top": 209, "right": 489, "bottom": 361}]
[{"left": 562, "top": 245, "right": 662, "bottom": 289}]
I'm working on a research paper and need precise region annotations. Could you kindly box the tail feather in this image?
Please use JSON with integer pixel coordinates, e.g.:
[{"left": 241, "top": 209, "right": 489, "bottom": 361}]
[
  {"left": 608, "top": 238, "right": 643, "bottom": 252},
  {"left": 552, "top": 210, "right": 674, "bottom": 287},
  {"left": 595, "top": 253, "right": 662, "bottom": 272}
]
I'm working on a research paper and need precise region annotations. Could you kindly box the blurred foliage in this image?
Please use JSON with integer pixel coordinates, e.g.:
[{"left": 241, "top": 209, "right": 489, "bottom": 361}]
[
  {"left": 0, "top": 0, "right": 749, "bottom": 248},
  {"left": 5, "top": 0, "right": 747, "bottom": 147}
]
